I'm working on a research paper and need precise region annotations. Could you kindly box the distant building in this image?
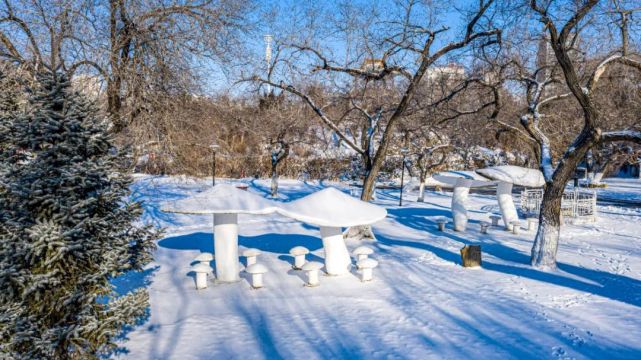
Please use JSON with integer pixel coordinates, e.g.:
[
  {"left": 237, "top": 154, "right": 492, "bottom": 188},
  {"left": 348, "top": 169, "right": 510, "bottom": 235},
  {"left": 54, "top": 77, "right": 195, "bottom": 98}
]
[
  {"left": 361, "top": 59, "right": 385, "bottom": 73},
  {"left": 426, "top": 63, "right": 465, "bottom": 82},
  {"left": 536, "top": 31, "right": 581, "bottom": 84}
]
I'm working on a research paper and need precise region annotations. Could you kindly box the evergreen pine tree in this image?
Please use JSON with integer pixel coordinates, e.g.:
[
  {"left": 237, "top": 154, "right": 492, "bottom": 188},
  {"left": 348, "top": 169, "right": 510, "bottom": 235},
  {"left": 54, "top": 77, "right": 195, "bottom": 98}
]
[
  {"left": 0, "top": 70, "right": 158, "bottom": 359},
  {"left": 0, "top": 65, "right": 21, "bottom": 152}
]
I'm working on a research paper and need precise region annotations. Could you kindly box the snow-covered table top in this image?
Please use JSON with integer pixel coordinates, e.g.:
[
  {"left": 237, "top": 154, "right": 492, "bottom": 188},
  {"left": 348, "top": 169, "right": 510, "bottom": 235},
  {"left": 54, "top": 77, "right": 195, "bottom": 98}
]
[
  {"left": 433, "top": 171, "right": 497, "bottom": 188},
  {"left": 161, "top": 184, "right": 278, "bottom": 215},
  {"left": 476, "top": 165, "right": 545, "bottom": 187},
  {"left": 161, "top": 184, "right": 387, "bottom": 227},
  {"left": 279, "top": 187, "right": 387, "bottom": 227}
]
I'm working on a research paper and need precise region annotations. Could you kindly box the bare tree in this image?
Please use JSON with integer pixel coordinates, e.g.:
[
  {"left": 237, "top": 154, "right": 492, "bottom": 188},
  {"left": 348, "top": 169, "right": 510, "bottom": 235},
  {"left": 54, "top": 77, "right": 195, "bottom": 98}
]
[
  {"left": 0, "top": 0, "right": 250, "bottom": 133},
  {"left": 249, "top": 0, "right": 501, "bottom": 202},
  {"left": 522, "top": 0, "right": 641, "bottom": 267},
  {"left": 407, "top": 129, "right": 451, "bottom": 201},
  {"left": 586, "top": 144, "right": 641, "bottom": 184},
  {"left": 252, "top": 92, "right": 308, "bottom": 197}
]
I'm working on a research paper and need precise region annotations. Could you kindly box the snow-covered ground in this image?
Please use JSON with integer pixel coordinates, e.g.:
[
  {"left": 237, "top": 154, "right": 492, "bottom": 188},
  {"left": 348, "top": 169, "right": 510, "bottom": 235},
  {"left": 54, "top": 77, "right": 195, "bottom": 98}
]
[
  {"left": 598, "top": 178, "right": 641, "bottom": 204},
  {"left": 115, "top": 176, "right": 641, "bottom": 360}
]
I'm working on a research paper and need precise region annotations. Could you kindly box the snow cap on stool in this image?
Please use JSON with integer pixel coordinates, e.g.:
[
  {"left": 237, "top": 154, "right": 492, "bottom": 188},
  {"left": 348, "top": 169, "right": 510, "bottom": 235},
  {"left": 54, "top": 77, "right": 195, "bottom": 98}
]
[
  {"left": 192, "top": 263, "right": 213, "bottom": 273},
  {"left": 245, "top": 263, "right": 268, "bottom": 288},
  {"left": 353, "top": 246, "right": 373, "bottom": 257},
  {"left": 290, "top": 246, "right": 310, "bottom": 269},
  {"left": 194, "top": 253, "right": 213, "bottom": 263},
  {"left": 357, "top": 258, "right": 378, "bottom": 270},
  {"left": 245, "top": 263, "right": 268, "bottom": 275},
  {"left": 302, "top": 261, "right": 323, "bottom": 272},
  {"left": 289, "top": 246, "right": 309, "bottom": 256},
  {"left": 242, "top": 248, "right": 262, "bottom": 258}
]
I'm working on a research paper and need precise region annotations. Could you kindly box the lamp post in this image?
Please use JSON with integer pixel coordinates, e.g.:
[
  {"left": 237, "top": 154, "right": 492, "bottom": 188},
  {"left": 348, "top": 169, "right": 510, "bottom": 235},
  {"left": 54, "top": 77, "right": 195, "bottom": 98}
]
[
  {"left": 399, "top": 148, "right": 409, "bottom": 206},
  {"left": 210, "top": 143, "right": 220, "bottom": 186}
]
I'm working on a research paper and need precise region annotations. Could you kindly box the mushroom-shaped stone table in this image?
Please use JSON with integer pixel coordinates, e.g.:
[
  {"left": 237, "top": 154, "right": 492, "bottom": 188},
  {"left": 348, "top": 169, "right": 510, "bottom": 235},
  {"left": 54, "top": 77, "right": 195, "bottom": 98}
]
[
  {"left": 476, "top": 165, "right": 545, "bottom": 230},
  {"left": 162, "top": 184, "right": 278, "bottom": 283},
  {"left": 278, "top": 188, "right": 387, "bottom": 276},
  {"left": 433, "top": 173, "right": 496, "bottom": 231}
]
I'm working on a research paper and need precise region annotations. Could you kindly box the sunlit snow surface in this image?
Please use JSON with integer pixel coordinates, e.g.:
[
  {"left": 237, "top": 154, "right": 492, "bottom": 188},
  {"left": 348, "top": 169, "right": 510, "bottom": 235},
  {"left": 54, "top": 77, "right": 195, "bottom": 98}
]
[{"left": 116, "top": 175, "right": 641, "bottom": 359}]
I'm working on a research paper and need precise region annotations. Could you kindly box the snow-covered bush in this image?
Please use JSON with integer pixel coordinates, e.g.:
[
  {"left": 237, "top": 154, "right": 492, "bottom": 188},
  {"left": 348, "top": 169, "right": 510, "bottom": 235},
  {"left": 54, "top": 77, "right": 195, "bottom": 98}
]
[{"left": 0, "top": 71, "right": 159, "bottom": 358}]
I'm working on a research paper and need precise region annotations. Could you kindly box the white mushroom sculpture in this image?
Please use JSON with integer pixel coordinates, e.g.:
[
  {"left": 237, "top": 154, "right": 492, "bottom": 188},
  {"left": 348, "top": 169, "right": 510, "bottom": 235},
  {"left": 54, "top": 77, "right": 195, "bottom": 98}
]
[
  {"left": 279, "top": 188, "right": 387, "bottom": 276},
  {"left": 476, "top": 166, "right": 545, "bottom": 230},
  {"left": 289, "top": 246, "right": 309, "bottom": 270},
  {"left": 302, "top": 261, "right": 324, "bottom": 287},
  {"left": 245, "top": 263, "right": 268, "bottom": 289},
  {"left": 357, "top": 258, "right": 379, "bottom": 282},
  {"left": 479, "top": 221, "right": 490, "bottom": 234},
  {"left": 192, "top": 263, "right": 213, "bottom": 289},
  {"left": 353, "top": 246, "right": 374, "bottom": 263},
  {"left": 433, "top": 173, "right": 496, "bottom": 231},
  {"left": 162, "top": 184, "right": 278, "bottom": 283},
  {"left": 242, "top": 248, "right": 261, "bottom": 267},
  {"left": 194, "top": 252, "right": 214, "bottom": 266}
]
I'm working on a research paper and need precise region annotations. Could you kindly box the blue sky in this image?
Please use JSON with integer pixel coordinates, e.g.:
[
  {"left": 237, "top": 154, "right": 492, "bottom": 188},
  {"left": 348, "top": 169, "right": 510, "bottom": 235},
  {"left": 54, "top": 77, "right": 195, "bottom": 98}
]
[{"left": 204, "top": 0, "right": 477, "bottom": 94}]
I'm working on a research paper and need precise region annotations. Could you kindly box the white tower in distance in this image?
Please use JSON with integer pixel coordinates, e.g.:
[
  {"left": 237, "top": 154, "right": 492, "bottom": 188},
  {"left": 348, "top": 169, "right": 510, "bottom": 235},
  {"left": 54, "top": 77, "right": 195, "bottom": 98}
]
[{"left": 264, "top": 34, "right": 273, "bottom": 94}]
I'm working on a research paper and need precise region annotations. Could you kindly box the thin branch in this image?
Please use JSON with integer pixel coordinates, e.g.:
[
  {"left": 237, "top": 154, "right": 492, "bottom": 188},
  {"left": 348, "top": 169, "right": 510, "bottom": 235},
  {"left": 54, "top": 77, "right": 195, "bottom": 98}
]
[{"left": 249, "top": 77, "right": 365, "bottom": 154}]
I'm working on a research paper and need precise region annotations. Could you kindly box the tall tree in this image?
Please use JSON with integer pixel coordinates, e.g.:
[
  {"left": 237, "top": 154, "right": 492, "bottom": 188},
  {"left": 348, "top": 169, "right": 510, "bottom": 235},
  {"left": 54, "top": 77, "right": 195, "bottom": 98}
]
[
  {"left": 0, "top": 70, "right": 158, "bottom": 358},
  {"left": 524, "top": 0, "right": 641, "bottom": 267},
  {"left": 250, "top": 0, "right": 501, "bottom": 202},
  {"left": 0, "top": 0, "right": 250, "bottom": 133}
]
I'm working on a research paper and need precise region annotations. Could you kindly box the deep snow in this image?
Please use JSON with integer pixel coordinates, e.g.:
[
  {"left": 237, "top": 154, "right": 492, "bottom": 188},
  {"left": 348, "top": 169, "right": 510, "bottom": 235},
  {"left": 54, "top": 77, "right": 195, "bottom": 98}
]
[{"left": 115, "top": 176, "right": 641, "bottom": 359}]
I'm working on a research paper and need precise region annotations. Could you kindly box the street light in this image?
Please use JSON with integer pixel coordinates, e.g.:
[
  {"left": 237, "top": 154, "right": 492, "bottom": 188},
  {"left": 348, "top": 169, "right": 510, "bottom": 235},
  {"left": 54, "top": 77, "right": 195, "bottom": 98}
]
[
  {"left": 210, "top": 143, "right": 220, "bottom": 186},
  {"left": 399, "top": 147, "right": 409, "bottom": 206}
]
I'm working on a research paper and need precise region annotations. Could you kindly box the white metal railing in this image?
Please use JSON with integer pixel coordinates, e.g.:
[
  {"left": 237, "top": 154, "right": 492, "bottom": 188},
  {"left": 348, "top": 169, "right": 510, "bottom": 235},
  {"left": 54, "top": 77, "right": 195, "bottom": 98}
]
[{"left": 520, "top": 188, "right": 597, "bottom": 222}]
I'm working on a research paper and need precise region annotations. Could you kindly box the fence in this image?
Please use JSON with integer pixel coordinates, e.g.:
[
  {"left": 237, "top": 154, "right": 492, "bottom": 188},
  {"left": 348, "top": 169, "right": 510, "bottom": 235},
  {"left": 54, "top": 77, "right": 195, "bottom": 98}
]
[{"left": 520, "top": 188, "right": 597, "bottom": 223}]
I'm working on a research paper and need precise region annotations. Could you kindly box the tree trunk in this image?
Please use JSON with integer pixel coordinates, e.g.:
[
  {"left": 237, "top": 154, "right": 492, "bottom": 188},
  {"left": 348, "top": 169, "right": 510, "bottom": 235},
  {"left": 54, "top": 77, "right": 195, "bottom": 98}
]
[
  {"left": 270, "top": 165, "right": 279, "bottom": 197},
  {"left": 107, "top": 78, "right": 123, "bottom": 130},
  {"left": 361, "top": 170, "right": 376, "bottom": 201},
  {"left": 347, "top": 154, "right": 376, "bottom": 240},
  {"left": 417, "top": 181, "right": 425, "bottom": 202},
  {"left": 530, "top": 183, "right": 563, "bottom": 268},
  {"left": 531, "top": 124, "right": 599, "bottom": 267},
  {"left": 592, "top": 172, "right": 604, "bottom": 184},
  {"left": 359, "top": 151, "right": 374, "bottom": 201},
  {"left": 270, "top": 140, "right": 289, "bottom": 197},
  {"left": 417, "top": 158, "right": 427, "bottom": 202}
]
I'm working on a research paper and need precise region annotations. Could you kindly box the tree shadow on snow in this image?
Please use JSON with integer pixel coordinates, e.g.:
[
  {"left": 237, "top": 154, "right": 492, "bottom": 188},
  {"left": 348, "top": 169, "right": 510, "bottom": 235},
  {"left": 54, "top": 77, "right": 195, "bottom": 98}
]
[
  {"left": 376, "top": 229, "right": 641, "bottom": 308},
  {"left": 369, "top": 230, "right": 641, "bottom": 357},
  {"left": 107, "top": 266, "right": 159, "bottom": 357},
  {"left": 385, "top": 205, "right": 488, "bottom": 234}
]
